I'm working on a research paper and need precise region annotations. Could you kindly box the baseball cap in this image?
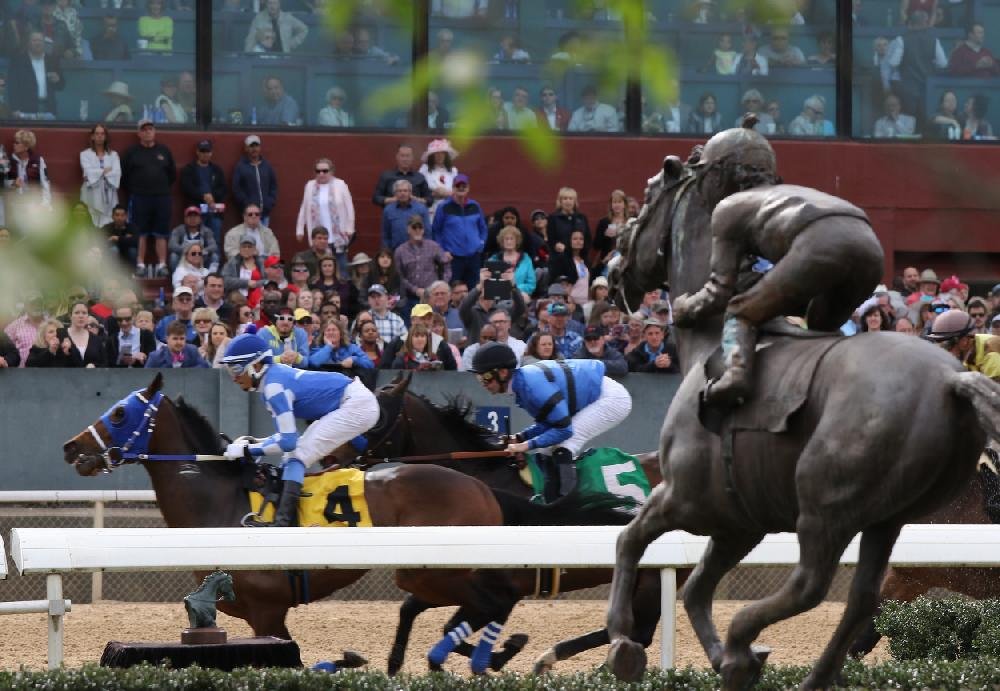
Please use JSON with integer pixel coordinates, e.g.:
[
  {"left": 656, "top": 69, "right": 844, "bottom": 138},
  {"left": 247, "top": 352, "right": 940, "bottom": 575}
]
[
  {"left": 584, "top": 325, "right": 606, "bottom": 340},
  {"left": 548, "top": 303, "right": 569, "bottom": 316},
  {"left": 293, "top": 308, "right": 311, "bottom": 322},
  {"left": 530, "top": 208, "right": 547, "bottom": 220},
  {"left": 184, "top": 205, "right": 201, "bottom": 216},
  {"left": 368, "top": 283, "right": 388, "bottom": 296},
  {"left": 991, "top": 284, "right": 1000, "bottom": 297},
  {"left": 137, "top": 118, "right": 154, "bottom": 130},
  {"left": 591, "top": 276, "right": 609, "bottom": 289},
  {"left": 547, "top": 283, "right": 567, "bottom": 297},
  {"left": 652, "top": 300, "right": 671, "bottom": 314},
  {"left": 244, "top": 134, "right": 261, "bottom": 146},
  {"left": 992, "top": 314, "right": 1000, "bottom": 326},
  {"left": 643, "top": 318, "right": 665, "bottom": 329},
  {"left": 239, "top": 232, "right": 256, "bottom": 245},
  {"left": 453, "top": 173, "right": 470, "bottom": 186},
  {"left": 264, "top": 255, "right": 283, "bottom": 269},
  {"left": 277, "top": 306, "right": 295, "bottom": 316},
  {"left": 197, "top": 139, "right": 213, "bottom": 152},
  {"left": 410, "top": 303, "right": 433, "bottom": 318},
  {"left": 174, "top": 286, "right": 194, "bottom": 298}
]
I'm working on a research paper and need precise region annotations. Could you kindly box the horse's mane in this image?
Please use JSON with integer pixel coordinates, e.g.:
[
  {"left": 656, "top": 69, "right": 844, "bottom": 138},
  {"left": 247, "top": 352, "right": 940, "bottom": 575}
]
[
  {"left": 408, "top": 391, "right": 502, "bottom": 451},
  {"left": 173, "top": 396, "right": 225, "bottom": 455}
]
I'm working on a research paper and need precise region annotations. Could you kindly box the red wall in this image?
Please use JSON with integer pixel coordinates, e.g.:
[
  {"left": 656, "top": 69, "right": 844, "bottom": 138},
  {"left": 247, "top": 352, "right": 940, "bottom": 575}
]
[{"left": 7, "top": 126, "right": 1000, "bottom": 285}]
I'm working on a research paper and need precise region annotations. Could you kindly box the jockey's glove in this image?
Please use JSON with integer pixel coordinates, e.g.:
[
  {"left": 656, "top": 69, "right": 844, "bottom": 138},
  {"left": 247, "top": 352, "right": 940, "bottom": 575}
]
[{"left": 224, "top": 441, "right": 251, "bottom": 460}]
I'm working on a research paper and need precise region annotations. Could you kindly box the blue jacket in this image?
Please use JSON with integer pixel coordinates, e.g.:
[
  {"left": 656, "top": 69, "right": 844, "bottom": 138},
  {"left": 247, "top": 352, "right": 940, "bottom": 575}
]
[
  {"left": 511, "top": 359, "right": 606, "bottom": 450},
  {"left": 431, "top": 197, "right": 488, "bottom": 257},
  {"left": 381, "top": 200, "right": 430, "bottom": 250},
  {"left": 306, "top": 343, "right": 374, "bottom": 370},
  {"left": 232, "top": 156, "right": 278, "bottom": 215},
  {"left": 144, "top": 344, "right": 209, "bottom": 368},
  {"left": 249, "top": 365, "right": 352, "bottom": 456},
  {"left": 263, "top": 325, "right": 310, "bottom": 368}
]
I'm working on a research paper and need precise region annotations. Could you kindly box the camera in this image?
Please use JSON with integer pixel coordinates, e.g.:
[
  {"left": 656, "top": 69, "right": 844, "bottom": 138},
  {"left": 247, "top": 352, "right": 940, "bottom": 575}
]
[
  {"left": 485, "top": 259, "right": 509, "bottom": 280},
  {"left": 484, "top": 278, "right": 512, "bottom": 302}
]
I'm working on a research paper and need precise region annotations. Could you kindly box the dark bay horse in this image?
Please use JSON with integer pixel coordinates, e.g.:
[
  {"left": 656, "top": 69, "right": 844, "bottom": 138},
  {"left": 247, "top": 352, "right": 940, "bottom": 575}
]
[
  {"left": 348, "top": 376, "right": 671, "bottom": 675},
  {"left": 604, "top": 158, "right": 1000, "bottom": 689},
  {"left": 62, "top": 373, "right": 629, "bottom": 672}
]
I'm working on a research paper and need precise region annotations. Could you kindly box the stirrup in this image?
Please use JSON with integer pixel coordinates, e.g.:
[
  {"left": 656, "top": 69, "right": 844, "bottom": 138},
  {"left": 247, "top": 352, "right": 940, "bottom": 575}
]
[{"left": 240, "top": 510, "right": 272, "bottom": 527}]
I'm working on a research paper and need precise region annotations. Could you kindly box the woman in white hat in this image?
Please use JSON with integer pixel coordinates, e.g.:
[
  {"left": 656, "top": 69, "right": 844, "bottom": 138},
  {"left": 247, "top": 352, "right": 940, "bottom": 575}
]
[
  {"left": 103, "top": 81, "right": 133, "bottom": 123},
  {"left": 418, "top": 138, "right": 459, "bottom": 220}
]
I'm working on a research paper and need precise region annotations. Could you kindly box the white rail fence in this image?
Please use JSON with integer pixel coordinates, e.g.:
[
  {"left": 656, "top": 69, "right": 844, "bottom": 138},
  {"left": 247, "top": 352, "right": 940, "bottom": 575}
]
[{"left": 10, "top": 524, "right": 1000, "bottom": 670}]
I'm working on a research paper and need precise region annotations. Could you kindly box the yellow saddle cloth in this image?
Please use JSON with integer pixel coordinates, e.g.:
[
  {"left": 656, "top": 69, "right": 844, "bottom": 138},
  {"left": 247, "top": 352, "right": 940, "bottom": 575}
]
[{"left": 248, "top": 467, "right": 373, "bottom": 527}]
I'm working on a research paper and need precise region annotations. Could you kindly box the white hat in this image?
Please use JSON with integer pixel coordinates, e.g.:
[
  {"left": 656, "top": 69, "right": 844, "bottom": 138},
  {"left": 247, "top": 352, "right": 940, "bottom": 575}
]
[
  {"left": 420, "top": 138, "right": 458, "bottom": 162},
  {"left": 174, "top": 286, "right": 194, "bottom": 297},
  {"left": 244, "top": 135, "right": 261, "bottom": 146},
  {"left": 103, "top": 81, "right": 132, "bottom": 100}
]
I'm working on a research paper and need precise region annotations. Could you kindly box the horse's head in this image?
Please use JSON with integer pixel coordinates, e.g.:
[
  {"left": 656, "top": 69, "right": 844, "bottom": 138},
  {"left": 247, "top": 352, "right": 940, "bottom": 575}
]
[
  {"left": 215, "top": 572, "right": 236, "bottom": 602},
  {"left": 63, "top": 373, "right": 165, "bottom": 476},
  {"left": 609, "top": 155, "right": 687, "bottom": 313}
]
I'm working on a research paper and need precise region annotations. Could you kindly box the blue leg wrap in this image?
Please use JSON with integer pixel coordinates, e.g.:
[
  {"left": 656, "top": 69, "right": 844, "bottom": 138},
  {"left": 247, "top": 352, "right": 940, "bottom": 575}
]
[
  {"left": 428, "top": 621, "right": 472, "bottom": 665},
  {"left": 281, "top": 457, "right": 305, "bottom": 484},
  {"left": 470, "top": 621, "right": 504, "bottom": 674}
]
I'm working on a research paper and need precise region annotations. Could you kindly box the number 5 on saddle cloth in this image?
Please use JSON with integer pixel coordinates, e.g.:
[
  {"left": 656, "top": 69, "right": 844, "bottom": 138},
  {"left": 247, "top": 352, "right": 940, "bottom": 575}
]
[{"left": 524, "top": 447, "right": 651, "bottom": 508}]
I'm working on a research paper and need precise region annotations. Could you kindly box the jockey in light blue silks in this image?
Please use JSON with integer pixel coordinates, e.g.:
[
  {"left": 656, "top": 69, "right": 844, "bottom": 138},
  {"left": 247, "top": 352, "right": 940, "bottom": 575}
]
[{"left": 220, "top": 325, "right": 380, "bottom": 527}]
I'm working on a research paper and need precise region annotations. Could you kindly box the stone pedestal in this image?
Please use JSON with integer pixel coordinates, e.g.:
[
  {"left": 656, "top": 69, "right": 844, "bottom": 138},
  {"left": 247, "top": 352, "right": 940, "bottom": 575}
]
[
  {"left": 100, "top": 637, "right": 302, "bottom": 671},
  {"left": 181, "top": 627, "right": 227, "bottom": 644}
]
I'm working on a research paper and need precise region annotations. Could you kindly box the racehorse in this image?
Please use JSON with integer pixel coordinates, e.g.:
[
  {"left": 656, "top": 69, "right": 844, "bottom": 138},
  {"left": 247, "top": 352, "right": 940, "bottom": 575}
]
[
  {"left": 62, "top": 373, "right": 631, "bottom": 672},
  {"left": 346, "top": 375, "right": 671, "bottom": 675},
  {"left": 603, "top": 157, "right": 1000, "bottom": 689}
]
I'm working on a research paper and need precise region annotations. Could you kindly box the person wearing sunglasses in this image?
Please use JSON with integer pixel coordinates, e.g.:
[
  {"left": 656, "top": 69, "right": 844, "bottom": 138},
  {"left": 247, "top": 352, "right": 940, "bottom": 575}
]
[
  {"left": 295, "top": 157, "right": 355, "bottom": 278},
  {"left": 220, "top": 324, "right": 380, "bottom": 527},
  {"left": 169, "top": 206, "right": 220, "bottom": 274},
  {"left": 924, "top": 308, "right": 1000, "bottom": 381},
  {"left": 468, "top": 341, "right": 632, "bottom": 502},
  {"left": 223, "top": 203, "right": 280, "bottom": 262},
  {"left": 261, "top": 306, "right": 309, "bottom": 368}
]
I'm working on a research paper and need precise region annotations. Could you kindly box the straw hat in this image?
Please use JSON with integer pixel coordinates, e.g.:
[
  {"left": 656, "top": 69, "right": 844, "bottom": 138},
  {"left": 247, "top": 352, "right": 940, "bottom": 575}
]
[
  {"left": 349, "top": 252, "right": 372, "bottom": 266},
  {"left": 420, "top": 138, "right": 458, "bottom": 162},
  {"left": 104, "top": 81, "right": 133, "bottom": 100}
]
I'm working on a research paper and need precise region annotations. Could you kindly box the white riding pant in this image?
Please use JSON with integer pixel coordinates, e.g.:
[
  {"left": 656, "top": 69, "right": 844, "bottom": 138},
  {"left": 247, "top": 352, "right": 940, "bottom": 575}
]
[
  {"left": 534, "top": 376, "right": 632, "bottom": 457},
  {"left": 292, "top": 378, "right": 380, "bottom": 466}
]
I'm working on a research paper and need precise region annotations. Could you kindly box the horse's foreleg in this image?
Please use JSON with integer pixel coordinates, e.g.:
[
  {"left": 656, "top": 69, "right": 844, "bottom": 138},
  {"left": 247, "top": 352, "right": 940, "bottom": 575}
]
[
  {"left": 533, "top": 629, "right": 609, "bottom": 674},
  {"left": 388, "top": 595, "right": 435, "bottom": 675},
  {"left": 804, "top": 522, "right": 902, "bottom": 690},
  {"left": 606, "top": 483, "right": 673, "bottom": 681},
  {"left": 721, "top": 515, "right": 852, "bottom": 691},
  {"left": 682, "top": 533, "right": 764, "bottom": 671}
]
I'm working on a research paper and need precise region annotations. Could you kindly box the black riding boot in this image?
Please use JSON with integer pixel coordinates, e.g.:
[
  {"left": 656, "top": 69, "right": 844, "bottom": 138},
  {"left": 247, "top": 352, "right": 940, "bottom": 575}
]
[
  {"left": 247, "top": 480, "right": 301, "bottom": 527},
  {"left": 544, "top": 447, "right": 576, "bottom": 501}
]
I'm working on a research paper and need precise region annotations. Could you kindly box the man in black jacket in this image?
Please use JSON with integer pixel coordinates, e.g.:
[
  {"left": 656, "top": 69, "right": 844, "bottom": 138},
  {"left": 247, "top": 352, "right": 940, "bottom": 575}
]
[
  {"left": 180, "top": 139, "right": 227, "bottom": 251},
  {"left": 106, "top": 303, "right": 157, "bottom": 368},
  {"left": 371, "top": 144, "right": 430, "bottom": 207},
  {"left": 7, "top": 31, "right": 62, "bottom": 117},
  {"left": 121, "top": 120, "right": 177, "bottom": 277},
  {"left": 626, "top": 320, "right": 680, "bottom": 374}
]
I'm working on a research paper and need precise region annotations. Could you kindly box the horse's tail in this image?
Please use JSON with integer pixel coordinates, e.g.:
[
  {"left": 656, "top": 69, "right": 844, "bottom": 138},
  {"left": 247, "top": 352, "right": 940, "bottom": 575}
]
[
  {"left": 952, "top": 371, "right": 1000, "bottom": 442},
  {"left": 490, "top": 488, "right": 635, "bottom": 527}
]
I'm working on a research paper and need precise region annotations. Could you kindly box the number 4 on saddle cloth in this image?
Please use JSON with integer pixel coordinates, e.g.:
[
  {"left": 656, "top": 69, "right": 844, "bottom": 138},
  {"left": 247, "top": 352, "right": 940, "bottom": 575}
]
[
  {"left": 525, "top": 448, "right": 652, "bottom": 508},
  {"left": 248, "top": 466, "right": 371, "bottom": 527}
]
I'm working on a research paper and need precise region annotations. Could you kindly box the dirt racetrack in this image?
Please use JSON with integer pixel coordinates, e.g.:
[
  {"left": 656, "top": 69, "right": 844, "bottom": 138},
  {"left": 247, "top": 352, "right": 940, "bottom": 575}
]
[{"left": 0, "top": 600, "right": 890, "bottom": 674}]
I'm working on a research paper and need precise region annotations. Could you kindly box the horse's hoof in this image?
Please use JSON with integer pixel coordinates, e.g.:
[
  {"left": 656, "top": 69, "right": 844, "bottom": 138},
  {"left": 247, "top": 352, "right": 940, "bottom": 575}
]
[
  {"left": 387, "top": 645, "right": 404, "bottom": 675},
  {"left": 720, "top": 645, "right": 768, "bottom": 691},
  {"left": 607, "top": 637, "right": 647, "bottom": 682},
  {"left": 427, "top": 659, "right": 443, "bottom": 672},
  {"left": 531, "top": 648, "right": 556, "bottom": 675},
  {"left": 490, "top": 633, "right": 529, "bottom": 671},
  {"left": 338, "top": 650, "right": 367, "bottom": 668}
]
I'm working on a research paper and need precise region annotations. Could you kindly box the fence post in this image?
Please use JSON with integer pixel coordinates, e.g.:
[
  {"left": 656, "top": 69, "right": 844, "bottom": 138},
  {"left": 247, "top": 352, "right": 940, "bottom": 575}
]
[
  {"left": 46, "top": 574, "right": 65, "bottom": 669},
  {"left": 92, "top": 500, "right": 103, "bottom": 602},
  {"left": 659, "top": 567, "right": 676, "bottom": 669}
]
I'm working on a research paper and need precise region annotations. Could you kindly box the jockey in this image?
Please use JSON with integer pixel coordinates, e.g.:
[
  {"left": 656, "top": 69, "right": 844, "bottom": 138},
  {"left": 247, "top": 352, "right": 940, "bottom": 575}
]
[
  {"left": 469, "top": 342, "right": 632, "bottom": 501},
  {"left": 219, "top": 325, "right": 380, "bottom": 527},
  {"left": 672, "top": 118, "right": 884, "bottom": 405},
  {"left": 924, "top": 309, "right": 1000, "bottom": 381}
]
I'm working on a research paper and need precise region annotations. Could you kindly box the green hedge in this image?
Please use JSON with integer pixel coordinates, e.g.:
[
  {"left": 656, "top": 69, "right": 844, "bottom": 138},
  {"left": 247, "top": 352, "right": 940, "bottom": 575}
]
[
  {"left": 6, "top": 660, "right": 1000, "bottom": 690},
  {"left": 876, "top": 596, "right": 1000, "bottom": 660}
]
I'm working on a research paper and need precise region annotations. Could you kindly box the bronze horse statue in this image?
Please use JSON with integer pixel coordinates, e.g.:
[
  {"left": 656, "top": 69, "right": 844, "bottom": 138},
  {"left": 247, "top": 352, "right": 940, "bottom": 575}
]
[
  {"left": 62, "top": 373, "right": 630, "bottom": 673},
  {"left": 342, "top": 376, "right": 671, "bottom": 674},
  {"left": 603, "top": 157, "right": 1000, "bottom": 689},
  {"left": 185, "top": 570, "right": 236, "bottom": 629}
]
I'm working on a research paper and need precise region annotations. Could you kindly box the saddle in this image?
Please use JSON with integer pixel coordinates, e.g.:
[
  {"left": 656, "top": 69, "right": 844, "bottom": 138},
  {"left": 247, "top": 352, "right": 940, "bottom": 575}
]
[{"left": 699, "top": 318, "right": 843, "bottom": 436}]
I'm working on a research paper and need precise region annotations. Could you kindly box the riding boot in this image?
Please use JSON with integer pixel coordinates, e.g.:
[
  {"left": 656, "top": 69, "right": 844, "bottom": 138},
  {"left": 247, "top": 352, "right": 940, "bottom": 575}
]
[
  {"left": 546, "top": 447, "right": 576, "bottom": 500},
  {"left": 704, "top": 315, "right": 757, "bottom": 407},
  {"left": 246, "top": 480, "right": 302, "bottom": 527},
  {"left": 541, "top": 453, "right": 561, "bottom": 503}
]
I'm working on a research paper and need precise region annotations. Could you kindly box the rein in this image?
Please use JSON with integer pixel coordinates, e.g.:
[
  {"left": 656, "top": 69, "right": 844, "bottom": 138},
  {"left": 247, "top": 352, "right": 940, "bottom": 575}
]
[{"left": 360, "top": 450, "right": 514, "bottom": 465}]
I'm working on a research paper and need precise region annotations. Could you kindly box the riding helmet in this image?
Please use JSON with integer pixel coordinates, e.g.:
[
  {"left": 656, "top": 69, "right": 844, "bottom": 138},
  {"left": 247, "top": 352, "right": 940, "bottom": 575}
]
[
  {"left": 694, "top": 120, "right": 776, "bottom": 175},
  {"left": 221, "top": 325, "right": 273, "bottom": 372},
  {"left": 470, "top": 342, "right": 518, "bottom": 374},
  {"left": 925, "top": 309, "right": 974, "bottom": 342}
]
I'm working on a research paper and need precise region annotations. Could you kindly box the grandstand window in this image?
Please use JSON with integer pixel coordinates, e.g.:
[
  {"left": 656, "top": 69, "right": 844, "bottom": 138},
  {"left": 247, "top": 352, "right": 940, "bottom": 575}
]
[
  {"left": 0, "top": 4, "right": 196, "bottom": 126},
  {"left": 211, "top": 0, "right": 413, "bottom": 129}
]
